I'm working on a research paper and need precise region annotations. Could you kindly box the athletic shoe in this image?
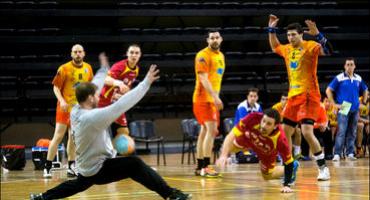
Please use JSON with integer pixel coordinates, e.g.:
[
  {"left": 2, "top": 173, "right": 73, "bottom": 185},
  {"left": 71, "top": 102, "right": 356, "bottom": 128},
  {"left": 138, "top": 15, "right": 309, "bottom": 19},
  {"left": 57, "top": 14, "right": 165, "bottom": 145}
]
[
  {"left": 347, "top": 154, "right": 357, "bottom": 161},
  {"left": 200, "top": 166, "right": 221, "bottom": 178},
  {"left": 324, "top": 155, "right": 333, "bottom": 160},
  {"left": 30, "top": 193, "right": 44, "bottom": 200},
  {"left": 332, "top": 154, "right": 340, "bottom": 162},
  {"left": 43, "top": 168, "right": 52, "bottom": 178},
  {"left": 167, "top": 189, "right": 192, "bottom": 200},
  {"left": 300, "top": 156, "right": 311, "bottom": 161},
  {"left": 356, "top": 147, "right": 364, "bottom": 158},
  {"left": 317, "top": 166, "right": 330, "bottom": 181},
  {"left": 67, "top": 168, "right": 77, "bottom": 177}
]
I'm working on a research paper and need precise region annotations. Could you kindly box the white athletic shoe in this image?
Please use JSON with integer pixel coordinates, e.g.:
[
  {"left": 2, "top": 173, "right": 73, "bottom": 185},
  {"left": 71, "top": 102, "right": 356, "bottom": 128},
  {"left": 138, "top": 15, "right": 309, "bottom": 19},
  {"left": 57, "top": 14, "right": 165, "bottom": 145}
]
[
  {"left": 347, "top": 154, "right": 357, "bottom": 161},
  {"left": 67, "top": 168, "right": 77, "bottom": 177},
  {"left": 67, "top": 163, "right": 77, "bottom": 177},
  {"left": 317, "top": 166, "right": 330, "bottom": 181},
  {"left": 43, "top": 168, "right": 52, "bottom": 178},
  {"left": 332, "top": 154, "right": 340, "bottom": 162}
]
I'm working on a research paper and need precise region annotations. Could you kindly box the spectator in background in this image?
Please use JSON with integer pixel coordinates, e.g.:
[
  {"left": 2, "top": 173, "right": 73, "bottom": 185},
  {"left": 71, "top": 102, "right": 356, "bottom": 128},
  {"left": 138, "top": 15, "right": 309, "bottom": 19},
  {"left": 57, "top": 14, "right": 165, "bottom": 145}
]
[
  {"left": 272, "top": 92, "right": 288, "bottom": 117},
  {"left": 326, "top": 57, "right": 368, "bottom": 161},
  {"left": 233, "top": 88, "right": 262, "bottom": 161},
  {"left": 234, "top": 88, "right": 262, "bottom": 125},
  {"left": 323, "top": 95, "right": 338, "bottom": 144},
  {"left": 356, "top": 93, "right": 369, "bottom": 158}
]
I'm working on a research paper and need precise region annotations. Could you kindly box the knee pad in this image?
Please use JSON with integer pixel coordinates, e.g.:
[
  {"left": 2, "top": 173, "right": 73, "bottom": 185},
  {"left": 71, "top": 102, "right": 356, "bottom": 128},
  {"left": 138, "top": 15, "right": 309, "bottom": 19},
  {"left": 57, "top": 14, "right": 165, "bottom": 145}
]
[{"left": 301, "top": 118, "right": 315, "bottom": 125}]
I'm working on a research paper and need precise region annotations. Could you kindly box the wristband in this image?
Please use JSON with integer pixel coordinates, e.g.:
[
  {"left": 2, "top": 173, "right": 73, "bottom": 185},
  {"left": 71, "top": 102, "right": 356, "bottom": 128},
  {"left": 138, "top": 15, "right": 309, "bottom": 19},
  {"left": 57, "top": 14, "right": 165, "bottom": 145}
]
[
  {"left": 267, "top": 27, "right": 278, "bottom": 33},
  {"left": 315, "top": 32, "right": 324, "bottom": 41}
]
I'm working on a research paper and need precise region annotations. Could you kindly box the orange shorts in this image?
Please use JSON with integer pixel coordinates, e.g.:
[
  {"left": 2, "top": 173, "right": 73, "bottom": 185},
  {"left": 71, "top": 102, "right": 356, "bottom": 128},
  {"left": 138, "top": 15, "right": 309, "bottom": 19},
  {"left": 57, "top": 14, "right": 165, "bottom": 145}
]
[
  {"left": 56, "top": 103, "right": 70, "bottom": 126},
  {"left": 193, "top": 102, "right": 220, "bottom": 126},
  {"left": 282, "top": 93, "right": 321, "bottom": 123}
]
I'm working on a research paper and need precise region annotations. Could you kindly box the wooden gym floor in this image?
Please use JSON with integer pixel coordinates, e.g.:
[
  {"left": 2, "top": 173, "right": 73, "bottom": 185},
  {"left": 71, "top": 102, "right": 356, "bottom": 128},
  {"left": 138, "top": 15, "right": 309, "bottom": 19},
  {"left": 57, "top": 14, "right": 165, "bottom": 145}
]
[{"left": 1, "top": 153, "right": 369, "bottom": 200}]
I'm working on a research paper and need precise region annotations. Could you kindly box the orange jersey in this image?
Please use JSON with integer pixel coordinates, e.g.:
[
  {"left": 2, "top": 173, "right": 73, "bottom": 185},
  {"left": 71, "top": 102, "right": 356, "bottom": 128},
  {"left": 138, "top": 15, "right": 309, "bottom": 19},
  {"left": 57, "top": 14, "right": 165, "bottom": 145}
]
[
  {"left": 272, "top": 102, "right": 285, "bottom": 117},
  {"left": 52, "top": 61, "right": 93, "bottom": 112},
  {"left": 192, "top": 47, "right": 225, "bottom": 103},
  {"left": 314, "top": 103, "right": 328, "bottom": 129},
  {"left": 274, "top": 40, "right": 321, "bottom": 98}
]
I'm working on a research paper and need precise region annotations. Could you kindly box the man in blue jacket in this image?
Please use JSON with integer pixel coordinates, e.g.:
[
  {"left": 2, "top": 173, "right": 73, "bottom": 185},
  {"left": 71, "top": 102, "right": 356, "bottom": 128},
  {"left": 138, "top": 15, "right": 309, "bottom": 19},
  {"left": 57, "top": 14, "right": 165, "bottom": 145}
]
[{"left": 326, "top": 57, "right": 368, "bottom": 161}]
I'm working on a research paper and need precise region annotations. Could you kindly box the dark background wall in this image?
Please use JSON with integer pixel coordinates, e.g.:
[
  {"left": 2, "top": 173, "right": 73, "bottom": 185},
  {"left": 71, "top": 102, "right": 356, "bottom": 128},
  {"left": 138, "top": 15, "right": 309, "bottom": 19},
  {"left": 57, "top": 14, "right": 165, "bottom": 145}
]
[{"left": 1, "top": 0, "right": 369, "bottom": 146}]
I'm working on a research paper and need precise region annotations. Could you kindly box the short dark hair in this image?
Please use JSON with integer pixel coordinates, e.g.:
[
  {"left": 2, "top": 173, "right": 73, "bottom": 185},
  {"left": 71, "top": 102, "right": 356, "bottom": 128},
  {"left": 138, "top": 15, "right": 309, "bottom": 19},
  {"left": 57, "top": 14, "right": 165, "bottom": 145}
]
[
  {"left": 207, "top": 29, "right": 221, "bottom": 38},
  {"left": 76, "top": 82, "right": 97, "bottom": 103},
  {"left": 127, "top": 43, "right": 141, "bottom": 51},
  {"left": 247, "top": 88, "right": 259, "bottom": 96},
  {"left": 281, "top": 92, "right": 288, "bottom": 97},
  {"left": 286, "top": 23, "right": 303, "bottom": 34},
  {"left": 128, "top": 43, "right": 140, "bottom": 49},
  {"left": 345, "top": 57, "right": 355, "bottom": 62},
  {"left": 263, "top": 109, "right": 281, "bottom": 125}
]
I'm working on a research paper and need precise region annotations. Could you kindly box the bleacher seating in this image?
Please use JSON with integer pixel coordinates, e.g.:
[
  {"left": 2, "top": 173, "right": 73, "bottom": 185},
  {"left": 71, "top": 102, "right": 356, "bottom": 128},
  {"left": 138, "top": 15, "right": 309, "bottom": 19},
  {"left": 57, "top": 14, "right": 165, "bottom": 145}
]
[{"left": 0, "top": 0, "right": 368, "bottom": 122}]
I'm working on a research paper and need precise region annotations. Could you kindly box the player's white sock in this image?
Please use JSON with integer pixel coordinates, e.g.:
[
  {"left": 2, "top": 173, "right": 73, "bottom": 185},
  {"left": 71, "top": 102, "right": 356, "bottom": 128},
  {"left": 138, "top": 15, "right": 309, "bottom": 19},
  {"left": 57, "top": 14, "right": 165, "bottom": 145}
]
[{"left": 293, "top": 145, "right": 301, "bottom": 156}]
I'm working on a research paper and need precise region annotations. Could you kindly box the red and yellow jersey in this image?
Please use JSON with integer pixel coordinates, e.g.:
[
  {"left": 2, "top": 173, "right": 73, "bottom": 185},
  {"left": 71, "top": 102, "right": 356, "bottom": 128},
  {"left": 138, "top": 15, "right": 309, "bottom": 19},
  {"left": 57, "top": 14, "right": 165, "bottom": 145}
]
[
  {"left": 359, "top": 97, "right": 369, "bottom": 117},
  {"left": 193, "top": 47, "right": 225, "bottom": 103},
  {"left": 232, "top": 112, "right": 293, "bottom": 165},
  {"left": 272, "top": 102, "right": 285, "bottom": 117},
  {"left": 274, "top": 40, "right": 321, "bottom": 99},
  {"left": 98, "top": 59, "right": 139, "bottom": 107},
  {"left": 314, "top": 103, "right": 328, "bottom": 129},
  {"left": 52, "top": 61, "right": 93, "bottom": 112}
]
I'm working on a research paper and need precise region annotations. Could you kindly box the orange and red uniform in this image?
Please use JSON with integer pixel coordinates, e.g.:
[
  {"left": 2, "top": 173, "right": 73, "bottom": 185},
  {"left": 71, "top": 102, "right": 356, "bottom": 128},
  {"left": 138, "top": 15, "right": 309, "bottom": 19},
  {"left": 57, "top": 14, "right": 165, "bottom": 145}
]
[
  {"left": 98, "top": 59, "right": 139, "bottom": 126},
  {"left": 232, "top": 112, "right": 293, "bottom": 174},
  {"left": 52, "top": 61, "right": 93, "bottom": 125},
  {"left": 274, "top": 40, "right": 322, "bottom": 122},
  {"left": 192, "top": 47, "right": 225, "bottom": 127}
]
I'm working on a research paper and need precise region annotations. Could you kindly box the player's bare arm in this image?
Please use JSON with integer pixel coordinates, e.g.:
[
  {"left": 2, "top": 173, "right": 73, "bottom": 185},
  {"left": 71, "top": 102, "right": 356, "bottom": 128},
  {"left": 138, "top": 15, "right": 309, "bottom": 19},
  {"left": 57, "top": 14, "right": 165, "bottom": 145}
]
[
  {"left": 198, "top": 72, "right": 223, "bottom": 110},
  {"left": 53, "top": 86, "right": 68, "bottom": 112},
  {"left": 305, "top": 19, "right": 333, "bottom": 56},
  {"left": 268, "top": 14, "right": 281, "bottom": 51}
]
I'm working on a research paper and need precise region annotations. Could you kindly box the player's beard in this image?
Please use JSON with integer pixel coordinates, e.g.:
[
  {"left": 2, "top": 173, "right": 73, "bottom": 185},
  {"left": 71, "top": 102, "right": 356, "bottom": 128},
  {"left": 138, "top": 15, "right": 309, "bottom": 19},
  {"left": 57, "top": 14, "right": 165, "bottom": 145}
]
[
  {"left": 210, "top": 43, "right": 220, "bottom": 51},
  {"left": 73, "top": 57, "right": 83, "bottom": 66}
]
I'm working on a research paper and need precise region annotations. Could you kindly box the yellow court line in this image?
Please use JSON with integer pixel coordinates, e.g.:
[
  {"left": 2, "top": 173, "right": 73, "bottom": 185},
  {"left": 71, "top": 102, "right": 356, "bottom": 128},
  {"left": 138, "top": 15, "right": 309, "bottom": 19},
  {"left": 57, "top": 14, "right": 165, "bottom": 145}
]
[
  {"left": 68, "top": 187, "right": 241, "bottom": 199},
  {"left": 14, "top": 175, "right": 369, "bottom": 200},
  {"left": 164, "top": 176, "right": 369, "bottom": 198}
]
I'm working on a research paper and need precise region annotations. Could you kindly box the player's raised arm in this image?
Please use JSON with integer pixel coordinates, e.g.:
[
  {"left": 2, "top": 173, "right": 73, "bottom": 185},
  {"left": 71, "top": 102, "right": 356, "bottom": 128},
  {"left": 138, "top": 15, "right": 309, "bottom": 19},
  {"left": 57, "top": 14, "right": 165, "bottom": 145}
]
[
  {"left": 304, "top": 20, "right": 334, "bottom": 56},
  {"left": 87, "top": 65, "right": 159, "bottom": 130},
  {"left": 268, "top": 14, "right": 281, "bottom": 52}
]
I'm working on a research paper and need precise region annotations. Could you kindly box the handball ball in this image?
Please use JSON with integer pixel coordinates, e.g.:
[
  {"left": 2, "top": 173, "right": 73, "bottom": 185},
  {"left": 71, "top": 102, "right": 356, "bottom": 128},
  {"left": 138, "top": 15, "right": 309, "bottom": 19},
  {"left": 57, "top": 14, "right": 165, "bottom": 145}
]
[{"left": 114, "top": 134, "right": 135, "bottom": 155}]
